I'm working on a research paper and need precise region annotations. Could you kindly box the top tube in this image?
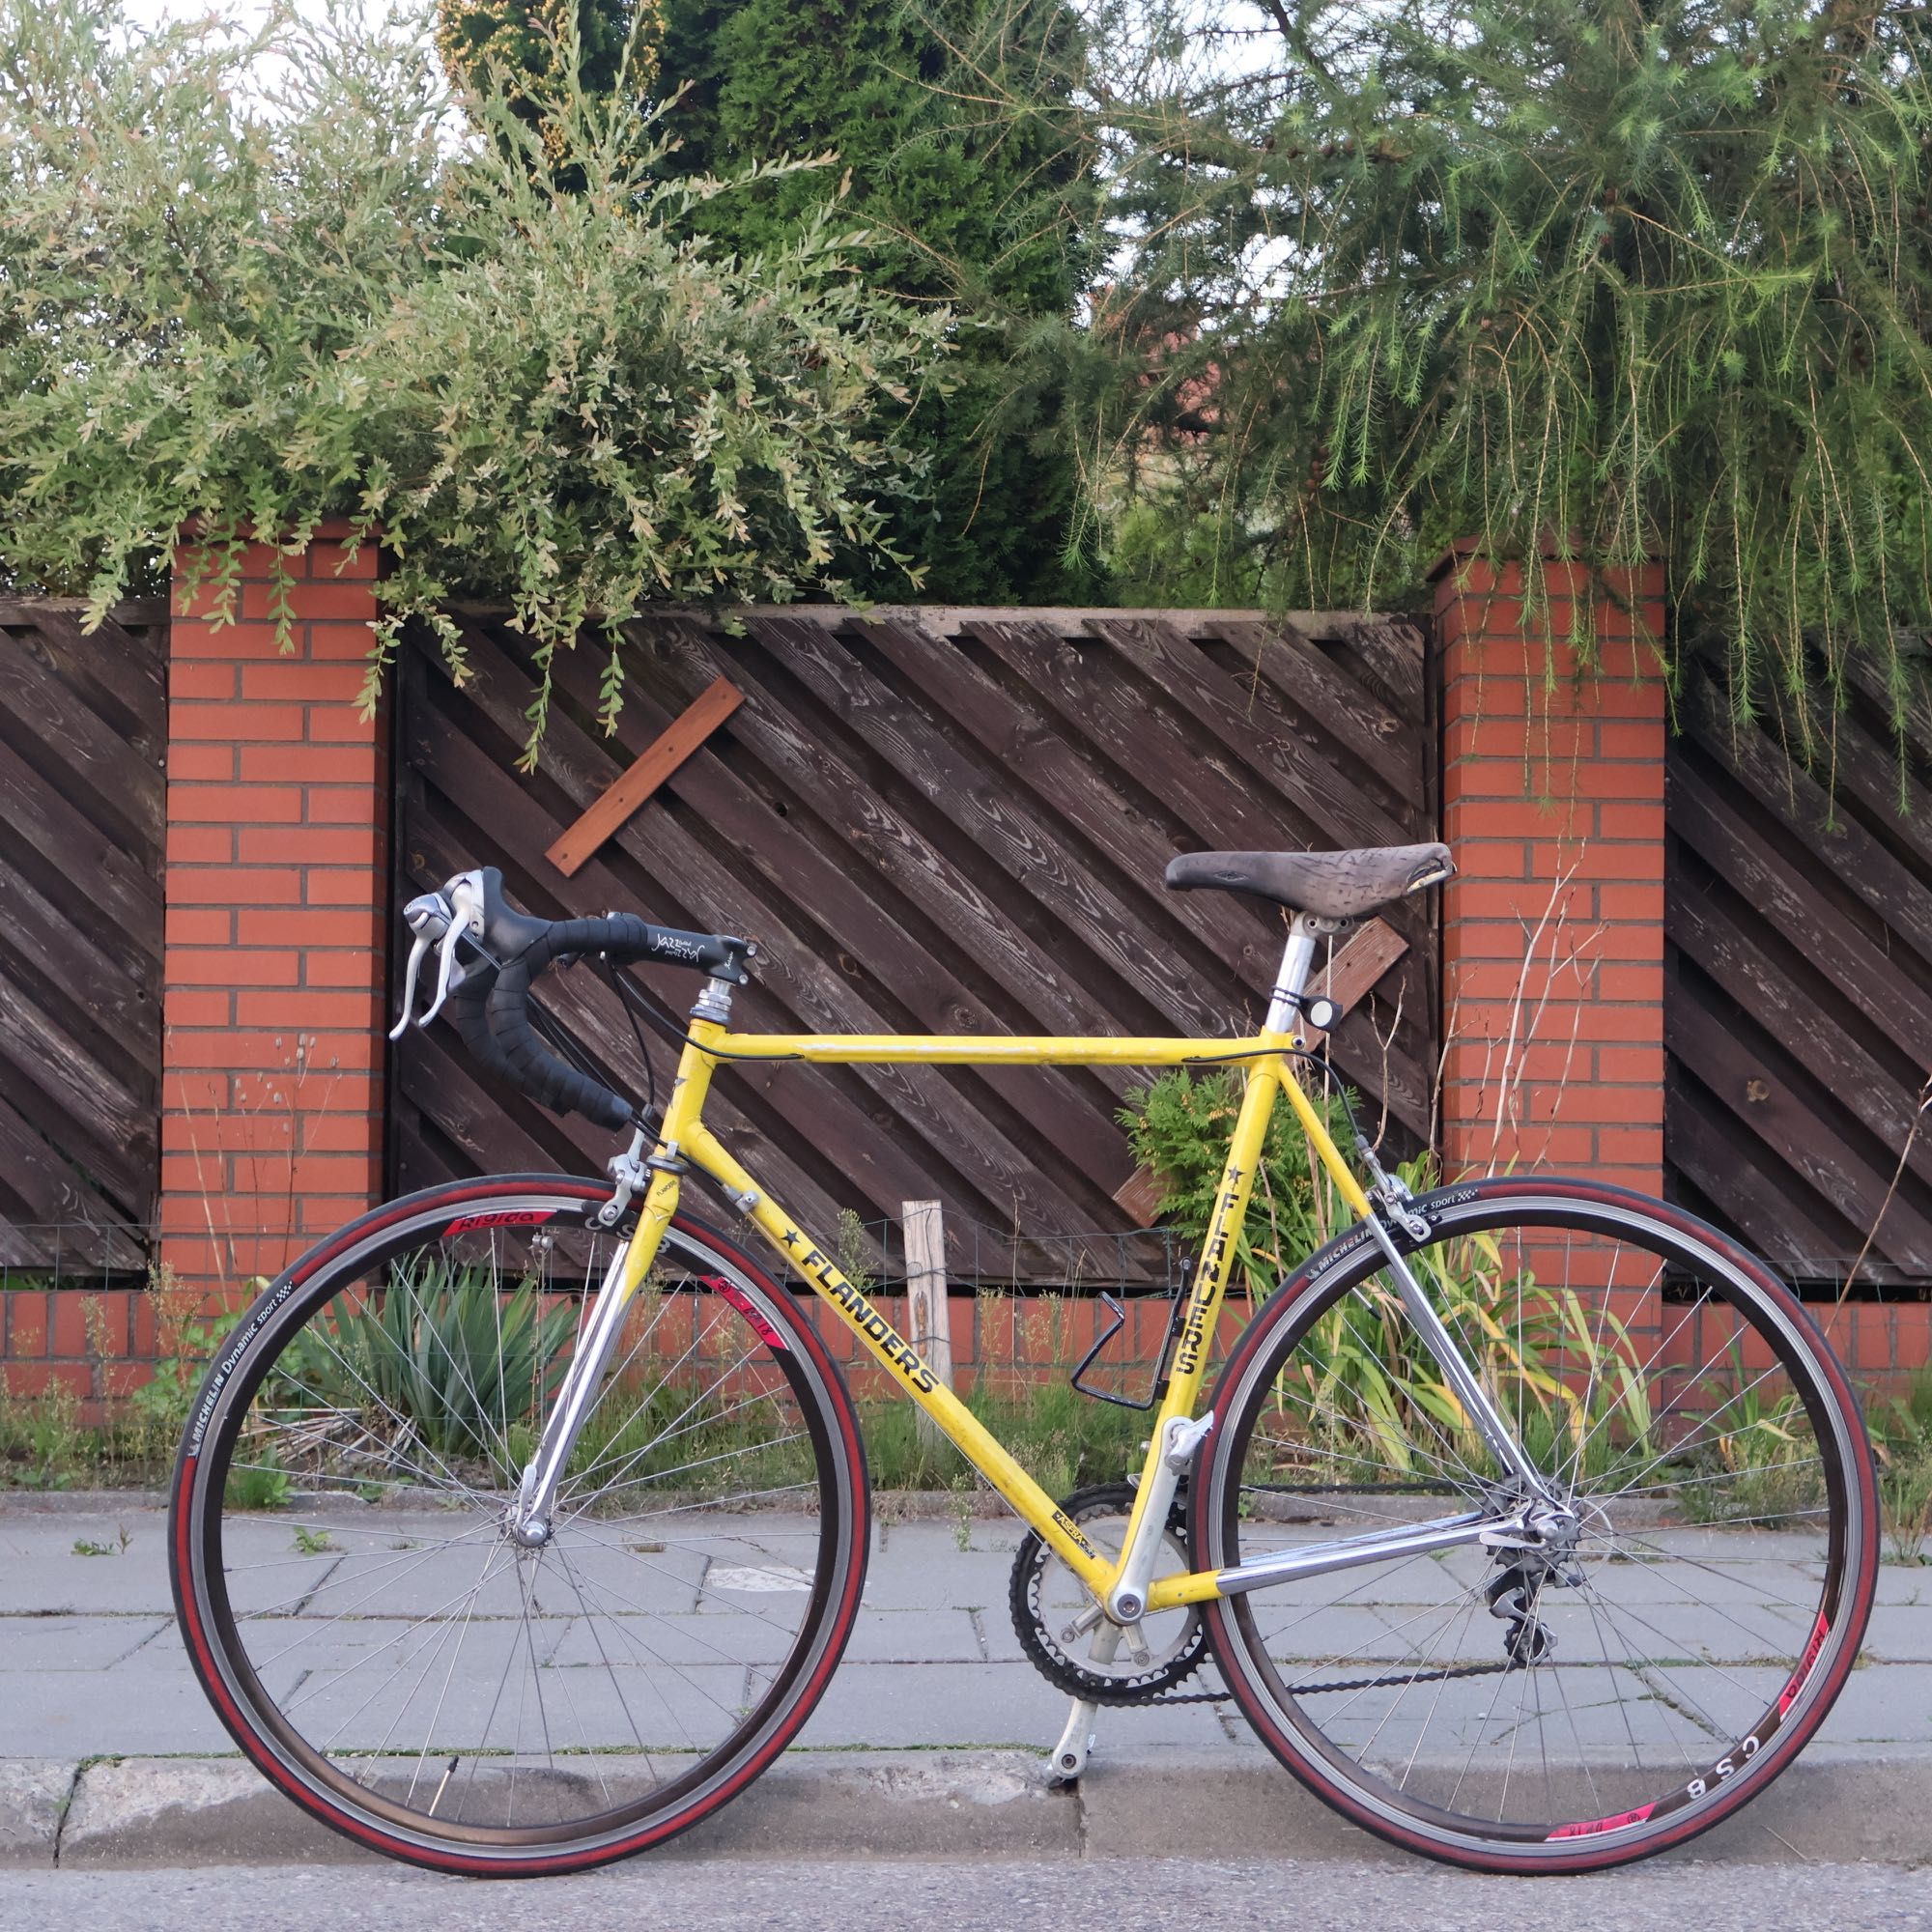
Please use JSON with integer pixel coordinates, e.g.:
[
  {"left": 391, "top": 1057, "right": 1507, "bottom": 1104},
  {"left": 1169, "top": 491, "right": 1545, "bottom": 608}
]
[{"left": 685, "top": 1030, "right": 1286, "bottom": 1066}]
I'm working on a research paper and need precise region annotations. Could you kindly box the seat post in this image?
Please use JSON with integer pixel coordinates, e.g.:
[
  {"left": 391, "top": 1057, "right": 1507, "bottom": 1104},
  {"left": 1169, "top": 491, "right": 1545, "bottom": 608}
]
[{"left": 1264, "top": 916, "right": 1322, "bottom": 1036}]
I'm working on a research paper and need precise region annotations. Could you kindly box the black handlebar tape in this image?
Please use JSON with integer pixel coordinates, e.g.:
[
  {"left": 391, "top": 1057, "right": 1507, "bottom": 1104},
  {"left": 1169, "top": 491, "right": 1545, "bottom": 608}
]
[
  {"left": 442, "top": 967, "right": 521, "bottom": 1089},
  {"left": 485, "top": 920, "right": 639, "bottom": 1133},
  {"left": 438, "top": 867, "right": 754, "bottom": 1132}
]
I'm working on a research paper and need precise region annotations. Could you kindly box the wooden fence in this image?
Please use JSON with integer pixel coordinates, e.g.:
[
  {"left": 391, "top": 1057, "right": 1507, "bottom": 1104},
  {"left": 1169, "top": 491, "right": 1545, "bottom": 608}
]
[
  {"left": 0, "top": 599, "right": 167, "bottom": 1269},
  {"left": 1666, "top": 659, "right": 1932, "bottom": 1300},
  {"left": 391, "top": 606, "right": 1439, "bottom": 1280}
]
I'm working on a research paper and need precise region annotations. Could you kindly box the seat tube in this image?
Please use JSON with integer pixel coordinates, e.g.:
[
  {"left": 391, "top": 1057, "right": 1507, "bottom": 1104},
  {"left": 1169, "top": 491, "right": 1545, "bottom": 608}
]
[{"left": 1104, "top": 964, "right": 1305, "bottom": 1625}]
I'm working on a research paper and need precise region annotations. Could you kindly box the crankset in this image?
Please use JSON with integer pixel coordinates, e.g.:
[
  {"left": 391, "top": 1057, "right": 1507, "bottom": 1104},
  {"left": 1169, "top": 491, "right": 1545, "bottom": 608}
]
[{"left": 1009, "top": 1481, "right": 1210, "bottom": 1706}]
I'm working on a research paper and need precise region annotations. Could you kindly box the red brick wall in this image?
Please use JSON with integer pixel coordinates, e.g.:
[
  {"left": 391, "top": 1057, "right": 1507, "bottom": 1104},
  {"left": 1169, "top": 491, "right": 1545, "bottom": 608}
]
[
  {"left": 158, "top": 527, "right": 389, "bottom": 1307},
  {"left": 0, "top": 1288, "right": 157, "bottom": 1412},
  {"left": 1435, "top": 549, "right": 1668, "bottom": 1193}
]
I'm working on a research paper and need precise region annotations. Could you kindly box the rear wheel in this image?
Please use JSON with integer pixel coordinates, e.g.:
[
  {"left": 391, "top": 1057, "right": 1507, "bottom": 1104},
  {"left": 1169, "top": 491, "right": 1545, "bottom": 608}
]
[
  {"left": 170, "top": 1177, "right": 867, "bottom": 1876},
  {"left": 1196, "top": 1177, "right": 1877, "bottom": 1873}
]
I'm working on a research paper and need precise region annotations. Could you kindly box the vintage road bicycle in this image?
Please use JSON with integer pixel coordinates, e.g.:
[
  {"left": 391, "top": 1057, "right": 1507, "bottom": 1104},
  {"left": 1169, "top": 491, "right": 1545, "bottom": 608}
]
[{"left": 169, "top": 841, "right": 1879, "bottom": 1877}]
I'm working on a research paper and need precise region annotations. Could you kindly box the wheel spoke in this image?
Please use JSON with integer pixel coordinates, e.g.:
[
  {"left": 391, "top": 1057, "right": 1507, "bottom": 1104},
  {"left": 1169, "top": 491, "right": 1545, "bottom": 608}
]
[{"left": 1208, "top": 1186, "right": 1872, "bottom": 1866}]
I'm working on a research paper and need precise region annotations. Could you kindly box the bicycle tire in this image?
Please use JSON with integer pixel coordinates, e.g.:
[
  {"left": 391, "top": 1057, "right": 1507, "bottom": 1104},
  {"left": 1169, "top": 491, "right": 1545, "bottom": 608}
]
[
  {"left": 1194, "top": 1175, "right": 1878, "bottom": 1874},
  {"left": 169, "top": 1175, "right": 868, "bottom": 1877}
]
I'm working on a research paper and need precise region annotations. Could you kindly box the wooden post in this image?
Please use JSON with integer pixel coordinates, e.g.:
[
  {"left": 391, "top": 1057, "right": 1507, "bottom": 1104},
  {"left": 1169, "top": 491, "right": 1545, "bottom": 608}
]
[{"left": 902, "top": 1199, "right": 954, "bottom": 1441}]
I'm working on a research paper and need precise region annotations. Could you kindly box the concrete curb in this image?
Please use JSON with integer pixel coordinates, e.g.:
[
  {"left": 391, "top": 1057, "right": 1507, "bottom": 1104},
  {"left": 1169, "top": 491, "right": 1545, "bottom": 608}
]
[{"left": 10, "top": 1747, "right": 1929, "bottom": 1869}]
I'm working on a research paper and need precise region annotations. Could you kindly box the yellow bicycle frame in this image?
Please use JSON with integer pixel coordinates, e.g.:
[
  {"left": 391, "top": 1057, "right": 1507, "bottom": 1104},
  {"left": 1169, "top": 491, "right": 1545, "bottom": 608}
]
[{"left": 596, "top": 1015, "right": 1378, "bottom": 1618}]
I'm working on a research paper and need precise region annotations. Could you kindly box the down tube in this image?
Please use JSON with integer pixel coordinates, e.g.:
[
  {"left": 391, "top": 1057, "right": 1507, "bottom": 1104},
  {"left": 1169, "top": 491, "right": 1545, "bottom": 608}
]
[{"left": 677, "top": 1122, "right": 1118, "bottom": 1598}]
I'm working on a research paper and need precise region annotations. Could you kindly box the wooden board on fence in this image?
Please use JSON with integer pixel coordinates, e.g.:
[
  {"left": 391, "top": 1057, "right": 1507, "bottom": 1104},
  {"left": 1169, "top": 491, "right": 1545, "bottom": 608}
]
[
  {"left": 545, "top": 676, "right": 742, "bottom": 877},
  {"left": 1666, "top": 662, "right": 1932, "bottom": 1286},
  {"left": 392, "top": 607, "right": 1439, "bottom": 1282},
  {"left": 903, "top": 1198, "right": 953, "bottom": 1442}
]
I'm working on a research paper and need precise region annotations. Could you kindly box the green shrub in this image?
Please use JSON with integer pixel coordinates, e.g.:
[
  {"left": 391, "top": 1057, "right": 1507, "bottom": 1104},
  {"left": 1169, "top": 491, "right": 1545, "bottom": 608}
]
[
  {"left": 1122, "top": 1067, "right": 1371, "bottom": 1306},
  {"left": 0, "top": 0, "right": 948, "bottom": 760}
]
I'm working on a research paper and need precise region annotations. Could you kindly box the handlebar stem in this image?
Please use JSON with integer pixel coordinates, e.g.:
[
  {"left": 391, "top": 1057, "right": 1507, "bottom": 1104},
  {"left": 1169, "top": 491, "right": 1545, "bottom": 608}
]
[{"left": 692, "top": 976, "right": 737, "bottom": 1025}]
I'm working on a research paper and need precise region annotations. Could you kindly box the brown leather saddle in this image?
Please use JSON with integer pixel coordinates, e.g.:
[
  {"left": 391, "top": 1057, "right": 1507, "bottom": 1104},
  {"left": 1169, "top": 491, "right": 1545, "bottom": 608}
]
[{"left": 1164, "top": 842, "right": 1454, "bottom": 923}]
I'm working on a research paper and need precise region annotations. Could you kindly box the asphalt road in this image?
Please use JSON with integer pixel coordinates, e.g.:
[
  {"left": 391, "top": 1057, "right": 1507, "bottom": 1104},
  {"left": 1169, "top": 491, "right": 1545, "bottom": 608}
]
[{"left": 3, "top": 1858, "right": 1929, "bottom": 1932}]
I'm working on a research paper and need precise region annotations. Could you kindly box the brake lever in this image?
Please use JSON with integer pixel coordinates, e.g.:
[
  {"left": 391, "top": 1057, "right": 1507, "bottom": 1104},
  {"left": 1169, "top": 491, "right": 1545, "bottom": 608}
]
[
  {"left": 388, "top": 892, "right": 451, "bottom": 1040},
  {"left": 418, "top": 870, "right": 487, "bottom": 1028},
  {"left": 387, "top": 870, "right": 488, "bottom": 1037}
]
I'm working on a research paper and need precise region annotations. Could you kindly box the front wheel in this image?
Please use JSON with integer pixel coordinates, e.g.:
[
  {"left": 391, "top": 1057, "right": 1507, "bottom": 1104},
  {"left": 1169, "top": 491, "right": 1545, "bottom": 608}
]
[
  {"left": 169, "top": 1177, "right": 868, "bottom": 1876},
  {"left": 1195, "top": 1176, "right": 1877, "bottom": 1874}
]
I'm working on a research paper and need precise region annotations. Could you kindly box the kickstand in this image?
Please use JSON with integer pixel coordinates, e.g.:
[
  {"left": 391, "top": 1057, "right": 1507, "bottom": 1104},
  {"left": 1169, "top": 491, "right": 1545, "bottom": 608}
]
[
  {"left": 1045, "top": 1615, "right": 1122, "bottom": 1784},
  {"left": 1048, "top": 1695, "right": 1099, "bottom": 1784}
]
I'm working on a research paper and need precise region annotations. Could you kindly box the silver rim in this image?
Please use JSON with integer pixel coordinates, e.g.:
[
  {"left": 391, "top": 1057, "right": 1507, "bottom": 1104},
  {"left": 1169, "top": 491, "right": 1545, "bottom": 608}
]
[
  {"left": 1204, "top": 1190, "right": 1868, "bottom": 1858},
  {"left": 183, "top": 1193, "right": 861, "bottom": 1859}
]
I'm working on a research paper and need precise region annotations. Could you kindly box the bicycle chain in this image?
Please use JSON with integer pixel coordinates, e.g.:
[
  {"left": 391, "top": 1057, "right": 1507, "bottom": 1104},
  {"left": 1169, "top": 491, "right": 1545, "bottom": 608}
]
[
  {"left": 1143, "top": 1659, "right": 1519, "bottom": 1705},
  {"left": 1015, "top": 1484, "right": 1529, "bottom": 1709}
]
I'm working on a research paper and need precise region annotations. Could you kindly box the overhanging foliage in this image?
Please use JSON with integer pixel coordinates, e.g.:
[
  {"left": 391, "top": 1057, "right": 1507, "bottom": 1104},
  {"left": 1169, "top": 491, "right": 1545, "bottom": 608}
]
[
  {"left": 0, "top": 0, "right": 948, "bottom": 757},
  {"left": 1016, "top": 0, "right": 1932, "bottom": 735}
]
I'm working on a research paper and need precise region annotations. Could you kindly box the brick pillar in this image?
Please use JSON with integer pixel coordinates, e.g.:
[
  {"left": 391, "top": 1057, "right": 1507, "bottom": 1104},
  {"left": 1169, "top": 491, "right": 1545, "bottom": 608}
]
[
  {"left": 160, "top": 527, "right": 388, "bottom": 1302},
  {"left": 1434, "top": 547, "right": 1667, "bottom": 1193}
]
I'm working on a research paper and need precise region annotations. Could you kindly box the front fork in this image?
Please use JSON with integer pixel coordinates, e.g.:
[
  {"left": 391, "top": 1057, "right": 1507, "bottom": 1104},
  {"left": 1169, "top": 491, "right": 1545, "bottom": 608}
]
[{"left": 507, "top": 1144, "right": 685, "bottom": 1547}]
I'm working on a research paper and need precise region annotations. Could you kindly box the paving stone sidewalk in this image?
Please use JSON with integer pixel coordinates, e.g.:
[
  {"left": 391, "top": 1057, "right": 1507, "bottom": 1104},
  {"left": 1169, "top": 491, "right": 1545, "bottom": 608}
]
[{"left": 4, "top": 1497, "right": 1930, "bottom": 1868}]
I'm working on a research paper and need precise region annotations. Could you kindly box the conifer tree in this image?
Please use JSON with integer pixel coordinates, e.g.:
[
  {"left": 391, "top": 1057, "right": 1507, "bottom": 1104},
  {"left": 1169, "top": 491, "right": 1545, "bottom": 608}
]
[
  {"left": 1009, "top": 0, "right": 1932, "bottom": 737},
  {"left": 654, "top": 0, "right": 1098, "bottom": 602}
]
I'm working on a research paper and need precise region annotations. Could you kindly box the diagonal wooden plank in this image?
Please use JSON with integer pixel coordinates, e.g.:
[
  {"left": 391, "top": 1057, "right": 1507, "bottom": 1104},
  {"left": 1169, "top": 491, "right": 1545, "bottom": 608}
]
[
  {"left": 859, "top": 616, "right": 1281, "bottom": 999},
  {"left": 0, "top": 962, "right": 153, "bottom": 1211},
  {"left": 0, "top": 734, "right": 162, "bottom": 958},
  {"left": 963, "top": 619, "right": 1435, "bottom": 1139},
  {"left": 6, "top": 606, "right": 166, "bottom": 750},
  {"left": 0, "top": 1083, "right": 147, "bottom": 1266},
  {"left": 1206, "top": 618, "right": 1421, "bottom": 807},
  {"left": 1666, "top": 991, "right": 1932, "bottom": 1268},
  {"left": 416, "top": 650, "right": 1115, "bottom": 1245},
  {"left": 639, "top": 616, "right": 1148, "bottom": 1095},
  {"left": 546, "top": 635, "right": 1138, "bottom": 1211},
  {"left": 0, "top": 862, "right": 159, "bottom": 1067},
  {"left": 1664, "top": 1070, "right": 1861, "bottom": 1280},
  {"left": 1669, "top": 888, "right": 1932, "bottom": 1196},
  {"left": 544, "top": 675, "right": 742, "bottom": 877},
  {"left": 0, "top": 626, "right": 165, "bottom": 855},
  {"left": 746, "top": 613, "right": 1241, "bottom": 1039},
  {"left": 1332, "top": 617, "right": 1428, "bottom": 724},
  {"left": 1680, "top": 679, "right": 1932, "bottom": 972},
  {"left": 969, "top": 617, "right": 1316, "bottom": 859},
  {"left": 1671, "top": 757, "right": 1932, "bottom": 1069},
  {"left": 1087, "top": 616, "right": 1410, "bottom": 851}
]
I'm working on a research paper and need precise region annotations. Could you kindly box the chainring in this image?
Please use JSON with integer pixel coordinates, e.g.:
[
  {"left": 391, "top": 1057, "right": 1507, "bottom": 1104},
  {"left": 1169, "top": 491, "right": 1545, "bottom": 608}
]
[{"left": 1009, "top": 1481, "right": 1209, "bottom": 1706}]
